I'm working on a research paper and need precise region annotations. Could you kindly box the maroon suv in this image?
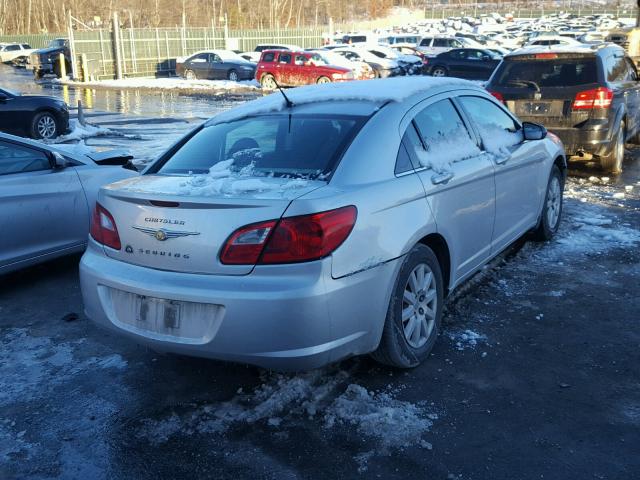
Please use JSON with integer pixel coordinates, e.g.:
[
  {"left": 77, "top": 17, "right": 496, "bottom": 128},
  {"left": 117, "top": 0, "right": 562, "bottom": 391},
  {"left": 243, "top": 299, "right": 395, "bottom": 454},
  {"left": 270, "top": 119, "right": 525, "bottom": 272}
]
[{"left": 256, "top": 50, "right": 355, "bottom": 88}]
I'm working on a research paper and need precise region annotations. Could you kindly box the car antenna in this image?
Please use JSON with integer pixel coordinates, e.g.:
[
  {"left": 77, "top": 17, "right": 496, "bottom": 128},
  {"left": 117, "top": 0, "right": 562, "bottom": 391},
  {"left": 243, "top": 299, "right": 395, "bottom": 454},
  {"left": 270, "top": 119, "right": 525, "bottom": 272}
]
[{"left": 273, "top": 79, "right": 294, "bottom": 109}]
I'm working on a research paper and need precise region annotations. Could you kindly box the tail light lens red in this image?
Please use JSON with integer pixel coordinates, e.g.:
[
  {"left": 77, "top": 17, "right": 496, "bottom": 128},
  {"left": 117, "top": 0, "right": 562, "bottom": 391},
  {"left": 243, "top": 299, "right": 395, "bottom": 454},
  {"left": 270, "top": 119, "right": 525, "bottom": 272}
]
[
  {"left": 487, "top": 90, "right": 504, "bottom": 103},
  {"left": 220, "top": 206, "right": 357, "bottom": 265},
  {"left": 572, "top": 87, "right": 613, "bottom": 110},
  {"left": 90, "top": 203, "right": 121, "bottom": 250}
]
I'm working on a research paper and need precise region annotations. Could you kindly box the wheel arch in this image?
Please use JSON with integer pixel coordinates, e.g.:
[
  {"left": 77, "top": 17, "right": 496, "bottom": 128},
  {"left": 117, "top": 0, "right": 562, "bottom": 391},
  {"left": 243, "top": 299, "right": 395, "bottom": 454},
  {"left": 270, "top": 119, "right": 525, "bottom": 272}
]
[{"left": 417, "top": 233, "right": 451, "bottom": 296}]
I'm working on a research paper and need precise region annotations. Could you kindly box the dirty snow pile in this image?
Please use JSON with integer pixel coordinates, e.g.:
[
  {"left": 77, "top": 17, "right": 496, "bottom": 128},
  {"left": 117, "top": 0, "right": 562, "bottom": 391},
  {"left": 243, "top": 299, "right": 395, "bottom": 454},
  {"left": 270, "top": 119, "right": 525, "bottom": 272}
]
[
  {"left": 45, "top": 119, "right": 112, "bottom": 143},
  {"left": 416, "top": 123, "right": 523, "bottom": 174},
  {"left": 136, "top": 366, "right": 437, "bottom": 470}
]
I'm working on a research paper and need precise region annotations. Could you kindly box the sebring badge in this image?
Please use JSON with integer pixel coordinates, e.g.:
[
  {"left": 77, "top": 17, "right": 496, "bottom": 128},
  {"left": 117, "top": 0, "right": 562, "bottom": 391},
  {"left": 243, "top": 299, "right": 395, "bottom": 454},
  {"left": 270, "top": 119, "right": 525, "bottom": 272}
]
[{"left": 132, "top": 226, "right": 200, "bottom": 241}]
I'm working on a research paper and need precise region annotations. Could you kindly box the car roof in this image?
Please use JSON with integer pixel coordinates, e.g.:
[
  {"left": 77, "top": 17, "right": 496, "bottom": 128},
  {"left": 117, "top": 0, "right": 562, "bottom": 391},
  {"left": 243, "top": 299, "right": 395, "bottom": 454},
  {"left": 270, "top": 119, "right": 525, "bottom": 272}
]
[
  {"left": 205, "top": 77, "right": 480, "bottom": 126},
  {"left": 506, "top": 43, "right": 622, "bottom": 58}
]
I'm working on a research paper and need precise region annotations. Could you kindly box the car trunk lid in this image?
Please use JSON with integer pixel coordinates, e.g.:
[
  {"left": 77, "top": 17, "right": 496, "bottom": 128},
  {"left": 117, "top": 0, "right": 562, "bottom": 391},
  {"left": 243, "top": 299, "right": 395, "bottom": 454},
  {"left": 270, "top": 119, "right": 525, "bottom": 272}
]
[{"left": 98, "top": 174, "right": 325, "bottom": 275}]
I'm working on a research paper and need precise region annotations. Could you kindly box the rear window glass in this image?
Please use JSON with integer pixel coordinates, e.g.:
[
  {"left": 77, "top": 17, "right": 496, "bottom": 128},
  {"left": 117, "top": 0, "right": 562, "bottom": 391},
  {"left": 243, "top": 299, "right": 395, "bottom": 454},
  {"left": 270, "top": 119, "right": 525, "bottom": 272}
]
[
  {"left": 156, "top": 114, "right": 366, "bottom": 179},
  {"left": 495, "top": 58, "right": 598, "bottom": 87}
]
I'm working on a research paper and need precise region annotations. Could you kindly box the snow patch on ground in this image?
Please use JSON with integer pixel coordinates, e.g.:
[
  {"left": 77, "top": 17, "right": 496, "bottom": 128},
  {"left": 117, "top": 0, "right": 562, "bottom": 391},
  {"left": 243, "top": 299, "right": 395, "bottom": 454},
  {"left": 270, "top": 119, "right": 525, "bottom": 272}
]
[
  {"left": 447, "top": 329, "right": 487, "bottom": 351},
  {"left": 46, "top": 119, "right": 112, "bottom": 143},
  {"left": 0, "top": 328, "right": 128, "bottom": 407},
  {"left": 137, "top": 367, "right": 437, "bottom": 466},
  {"left": 58, "top": 77, "right": 260, "bottom": 93},
  {"left": 0, "top": 419, "right": 35, "bottom": 462}
]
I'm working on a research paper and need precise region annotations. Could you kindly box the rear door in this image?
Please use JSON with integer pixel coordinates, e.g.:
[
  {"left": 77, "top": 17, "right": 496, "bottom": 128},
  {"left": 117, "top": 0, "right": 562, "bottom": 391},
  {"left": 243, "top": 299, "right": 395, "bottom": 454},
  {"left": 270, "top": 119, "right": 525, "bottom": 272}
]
[
  {"left": 407, "top": 97, "right": 496, "bottom": 283},
  {"left": 0, "top": 139, "right": 88, "bottom": 268},
  {"left": 187, "top": 53, "right": 209, "bottom": 79},
  {"left": 457, "top": 95, "right": 545, "bottom": 253},
  {"left": 276, "top": 52, "right": 294, "bottom": 85},
  {"left": 207, "top": 53, "right": 226, "bottom": 80}
]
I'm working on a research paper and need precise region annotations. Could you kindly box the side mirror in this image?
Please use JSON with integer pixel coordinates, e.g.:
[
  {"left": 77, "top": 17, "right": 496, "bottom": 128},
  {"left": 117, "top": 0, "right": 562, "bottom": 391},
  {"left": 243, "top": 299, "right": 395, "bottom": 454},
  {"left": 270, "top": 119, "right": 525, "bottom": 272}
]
[
  {"left": 522, "top": 122, "right": 547, "bottom": 141},
  {"left": 52, "top": 152, "right": 68, "bottom": 169}
]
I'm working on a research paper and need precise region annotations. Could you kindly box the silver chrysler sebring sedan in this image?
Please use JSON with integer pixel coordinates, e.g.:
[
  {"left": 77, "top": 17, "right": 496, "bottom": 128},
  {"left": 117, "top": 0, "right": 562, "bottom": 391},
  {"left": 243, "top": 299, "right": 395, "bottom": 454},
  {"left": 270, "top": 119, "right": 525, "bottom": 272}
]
[{"left": 80, "top": 77, "right": 566, "bottom": 370}]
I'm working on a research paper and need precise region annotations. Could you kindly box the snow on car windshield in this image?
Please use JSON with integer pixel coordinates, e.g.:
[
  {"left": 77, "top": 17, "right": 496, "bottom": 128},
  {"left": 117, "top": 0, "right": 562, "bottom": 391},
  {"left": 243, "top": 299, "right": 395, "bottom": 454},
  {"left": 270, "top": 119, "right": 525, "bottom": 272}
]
[{"left": 156, "top": 114, "right": 366, "bottom": 179}]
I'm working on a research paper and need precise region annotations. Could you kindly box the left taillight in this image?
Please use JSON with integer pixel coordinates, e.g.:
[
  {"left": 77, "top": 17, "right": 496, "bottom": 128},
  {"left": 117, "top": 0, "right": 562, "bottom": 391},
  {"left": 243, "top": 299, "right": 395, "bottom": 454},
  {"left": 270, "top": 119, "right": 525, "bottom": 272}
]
[
  {"left": 90, "top": 202, "right": 121, "bottom": 250},
  {"left": 487, "top": 90, "right": 504, "bottom": 103},
  {"left": 220, "top": 206, "right": 357, "bottom": 265}
]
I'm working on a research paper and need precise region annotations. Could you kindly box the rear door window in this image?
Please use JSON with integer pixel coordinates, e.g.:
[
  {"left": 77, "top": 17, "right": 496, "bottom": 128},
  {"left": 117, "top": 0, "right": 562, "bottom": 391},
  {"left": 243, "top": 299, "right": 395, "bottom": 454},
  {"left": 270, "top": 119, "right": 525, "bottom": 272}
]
[
  {"left": 606, "top": 54, "right": 631, "bottom": 82},
  {"left": 410, "top": 99, "right": 480, "bottom": 172},
  {"left": 278, "top": 53, "right": 292, "bottom": 64},
  {"left": 262, "top": 52, "right": 275, "bottom": 62},
  {"left": 495, "top": 58, "right": 598, "bottom": 87}
]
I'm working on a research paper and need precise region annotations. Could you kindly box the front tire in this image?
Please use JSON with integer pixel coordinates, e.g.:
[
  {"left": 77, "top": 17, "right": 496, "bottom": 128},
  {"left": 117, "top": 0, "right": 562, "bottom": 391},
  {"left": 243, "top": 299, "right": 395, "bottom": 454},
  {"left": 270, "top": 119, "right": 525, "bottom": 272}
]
[
  {"left": 600, "top": 121, "right": 625, "bottom": 174},
  {"left": 533, "top": 165, "right": 564, "bottom": 241},
  {"left": 371, "top": 244, "right": 444, "bottom": 368},
  {"left": 30, "top": 111, "right": 59, "bottom": 139}
]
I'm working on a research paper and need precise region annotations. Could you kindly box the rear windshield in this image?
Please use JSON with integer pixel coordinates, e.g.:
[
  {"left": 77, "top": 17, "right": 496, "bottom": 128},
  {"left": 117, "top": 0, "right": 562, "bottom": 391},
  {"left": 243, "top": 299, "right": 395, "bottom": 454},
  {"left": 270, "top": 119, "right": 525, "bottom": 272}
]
[
  {"left": 156, "top": 114, "right": 366, "bottom": 179},
  {"left": 495, "top": 58, "right": 598, "bottom": 87}
]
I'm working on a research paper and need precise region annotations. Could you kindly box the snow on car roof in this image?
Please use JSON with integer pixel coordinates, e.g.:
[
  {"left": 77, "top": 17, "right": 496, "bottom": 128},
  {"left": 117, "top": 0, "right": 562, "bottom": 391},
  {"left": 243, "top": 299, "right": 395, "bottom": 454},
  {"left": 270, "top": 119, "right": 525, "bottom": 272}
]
[
  {"left": 206, "top": 77, "right": 476, "bottom": 126},
  {"left": 507, "top": 44, "right": 615, "bottom": 57}
]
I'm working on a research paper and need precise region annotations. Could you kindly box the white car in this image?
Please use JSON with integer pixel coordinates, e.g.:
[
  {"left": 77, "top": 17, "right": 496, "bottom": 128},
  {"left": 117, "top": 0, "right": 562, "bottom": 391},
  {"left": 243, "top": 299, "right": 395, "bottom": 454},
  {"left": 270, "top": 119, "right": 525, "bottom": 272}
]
[
  {"left": 334, "top": 47, "right": 402, "bottom": 78},
  {"left": 242, "top": 44, "right": 300, "bottom": 63},
  {"left": 525, "top": 35, "right": 583, "bottom": 47},
  {"left": 417, "top": 36, "right": 465, "bottom": 56},
  {"left": 0, "top": 43, "right": 36, "bottom": 63},
  {"left": 310, "top": 50, "right": 375, "bottom": 80}
]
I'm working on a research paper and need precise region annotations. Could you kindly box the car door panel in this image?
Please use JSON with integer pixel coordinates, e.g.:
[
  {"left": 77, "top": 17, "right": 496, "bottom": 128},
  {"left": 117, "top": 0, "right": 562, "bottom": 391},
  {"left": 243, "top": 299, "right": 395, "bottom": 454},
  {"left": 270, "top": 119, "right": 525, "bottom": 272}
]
[
  {"left": 457, "top": 95, "right": 544, "bottom": 254},
  {"left": 404, "top": 97, "right": 496, "bottom": 286},
  {"left": 0, "top": 141, "right": 89, "bottom": 268}
]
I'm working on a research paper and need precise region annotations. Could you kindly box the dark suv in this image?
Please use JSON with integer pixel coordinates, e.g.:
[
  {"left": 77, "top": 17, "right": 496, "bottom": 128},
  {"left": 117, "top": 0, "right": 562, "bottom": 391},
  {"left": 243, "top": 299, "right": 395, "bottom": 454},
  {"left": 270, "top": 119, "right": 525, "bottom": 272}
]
[
  {"left": 486, "top": 44, "right": 640, "bottom": 173},
  {"left": 29, "top": 38, "right": 71, "bottom": 79}
]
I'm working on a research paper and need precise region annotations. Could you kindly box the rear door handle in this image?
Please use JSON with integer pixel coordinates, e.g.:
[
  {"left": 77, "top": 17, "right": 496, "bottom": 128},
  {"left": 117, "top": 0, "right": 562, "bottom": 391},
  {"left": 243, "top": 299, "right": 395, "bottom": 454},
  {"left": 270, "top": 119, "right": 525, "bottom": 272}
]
[{"left": 431, "top": 172, "right": 454, "bottom": 185}]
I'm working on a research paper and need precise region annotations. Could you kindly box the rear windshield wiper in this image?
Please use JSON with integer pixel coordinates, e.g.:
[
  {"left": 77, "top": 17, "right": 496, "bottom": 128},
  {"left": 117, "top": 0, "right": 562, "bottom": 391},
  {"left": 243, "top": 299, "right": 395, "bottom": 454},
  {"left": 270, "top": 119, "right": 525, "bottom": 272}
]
[{"left": 505, "top": 80, "right": 541, "bottom": 92}]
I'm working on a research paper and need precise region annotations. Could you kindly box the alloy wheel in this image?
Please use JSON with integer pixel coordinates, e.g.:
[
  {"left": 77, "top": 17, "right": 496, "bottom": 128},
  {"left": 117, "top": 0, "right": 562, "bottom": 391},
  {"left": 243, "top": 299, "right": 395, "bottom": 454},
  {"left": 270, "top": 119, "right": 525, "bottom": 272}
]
[
  {"left": 229, "top": 70, "right": 238, "bottom": 82},
  {"left": 37, "top": 115, "right": 57, "bottom": 139},
  {"left": 546, "top": 175, "right": 562, "bottom": 230},
  {"left": 401, "top": 263, "right": 437, "bottom": 349}
]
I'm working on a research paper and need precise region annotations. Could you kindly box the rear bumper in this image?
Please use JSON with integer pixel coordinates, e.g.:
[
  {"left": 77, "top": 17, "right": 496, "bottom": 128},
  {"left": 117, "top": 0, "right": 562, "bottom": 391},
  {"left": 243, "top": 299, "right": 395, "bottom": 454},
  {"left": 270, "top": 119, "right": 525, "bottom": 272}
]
[
  {"left": 79, "top": 242, "right": 399, "bottom": 371},
  {"left": 516, "top": 118, "right": 613, "bottom": 158}
]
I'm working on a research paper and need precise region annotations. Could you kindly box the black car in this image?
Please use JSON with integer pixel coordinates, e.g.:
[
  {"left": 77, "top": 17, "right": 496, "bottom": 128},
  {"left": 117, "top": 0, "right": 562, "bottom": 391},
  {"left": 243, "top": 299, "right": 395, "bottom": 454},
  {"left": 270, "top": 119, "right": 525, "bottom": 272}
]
[
  {"left": 176, "top": 50, "right": 256, "bottom": 81},
  {"left": 486, "top": 44, "right": 640, "bottom": 173},
  {"left": 0, "top": 87, "right": 69, "bottom": 139},
  {"left": 29, "top": 38, "right": 71, "bottom": 79},
  {"left": 428, "top": 48, "right": 502, "bottom": 80}
]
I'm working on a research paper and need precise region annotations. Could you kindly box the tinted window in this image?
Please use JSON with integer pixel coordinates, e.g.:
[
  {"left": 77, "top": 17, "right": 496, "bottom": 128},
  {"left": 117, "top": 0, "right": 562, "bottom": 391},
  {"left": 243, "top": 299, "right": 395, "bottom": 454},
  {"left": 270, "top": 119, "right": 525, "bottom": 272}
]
[
  {"left": 262, "top": 52, "right": 275, "bottom": 62},
  {"left": 0, "top": 142, "right": 50, "bottom": 175},
  {"left": 495, "top": 58, "right": 597, "bottom": 87},
  {"left": 22, "top": 44, "right": 31, "bottom": 48},
  {"left": 157, "top": 115, "right": 365, "bottom": 178},
  {"left": 625, "top": 58, "right": 638, "bottom": 81},
  {"left": 278, "top": 53, "right": 292, "bottom": 64},
  {"left": 6, "top": 45, "right": 20, "bottom": 51},
  {"left": 459, "top": 96, "right": 518, "bottom": 133},
  {"left": 433, "top": 39, "right": 449, "bottom": 47},
  {"left": 606, "top": 54, "right": 630, "bottom": 82},
  {"left": 420, "top": 38, "right": 432, "bottom": 47}
]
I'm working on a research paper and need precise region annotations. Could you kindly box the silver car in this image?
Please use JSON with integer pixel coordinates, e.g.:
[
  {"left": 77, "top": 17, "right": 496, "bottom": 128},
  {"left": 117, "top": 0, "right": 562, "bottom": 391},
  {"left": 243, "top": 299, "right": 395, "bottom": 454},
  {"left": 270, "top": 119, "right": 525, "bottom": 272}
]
[
  {"left": 80, "top": 78, "right": 566, "bottom": 371},
  {"left": 0, "top": 132, "right": 138, "bottom": 274}
]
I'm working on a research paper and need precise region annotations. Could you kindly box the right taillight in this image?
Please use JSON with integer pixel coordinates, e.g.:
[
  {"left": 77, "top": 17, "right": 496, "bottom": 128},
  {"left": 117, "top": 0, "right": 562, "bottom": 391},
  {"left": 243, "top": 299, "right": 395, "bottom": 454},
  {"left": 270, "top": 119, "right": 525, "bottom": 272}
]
[
  {"left": 220, "top": 206, "right": 357, "bottom": 265},
  {"left": 572, "top": 87, "right": 613, "bottom": 110},
  {"left": 487, "top": 90, "right": 504, "bottom": 103},
  {"left": 90, "top": 202, "right": 121, "bottom": 250}
]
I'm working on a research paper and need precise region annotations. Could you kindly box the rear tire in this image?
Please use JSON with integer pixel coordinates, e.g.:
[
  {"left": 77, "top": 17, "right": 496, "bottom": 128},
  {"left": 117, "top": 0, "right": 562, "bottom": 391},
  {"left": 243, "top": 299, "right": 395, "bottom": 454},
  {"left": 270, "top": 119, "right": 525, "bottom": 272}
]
[
  {"left": 533, "top": 165, "right": 564, "bottom": 241},
  {"left": 316, "top": 76, "right": 331, "bottom": 84},
  {"left": 228, "top": 69, "right": 239, "bottom": 82},
  {"left": 371, "top": 244, "right": 444, "bottom": 368},
  {"left": 184, "top": 69, "right": 196, "bottom": 80},
  {"left": 431, "top": 66, "right": 448, "bottom": 77},
  {"left": 600, "top": 121, "right": 625, "bottom": 174},
  {"left": 260, "top": 73, "right": 277, "bottom": 89}
]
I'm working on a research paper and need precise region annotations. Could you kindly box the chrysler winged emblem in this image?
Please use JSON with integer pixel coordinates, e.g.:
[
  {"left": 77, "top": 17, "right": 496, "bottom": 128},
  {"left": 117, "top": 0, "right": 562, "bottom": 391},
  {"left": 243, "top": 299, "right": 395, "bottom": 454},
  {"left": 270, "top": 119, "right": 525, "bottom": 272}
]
[{"left": 132, "top": 226, "right": 200, "bottom": 242}]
